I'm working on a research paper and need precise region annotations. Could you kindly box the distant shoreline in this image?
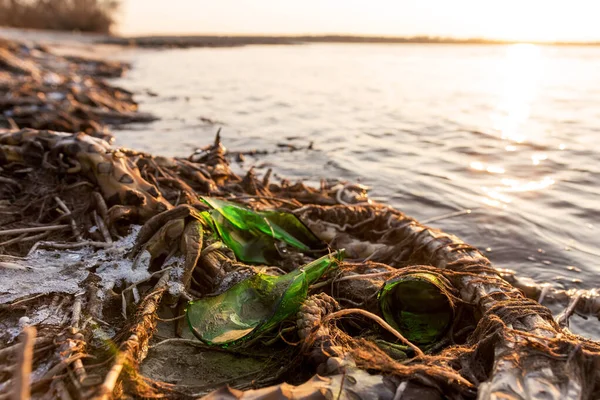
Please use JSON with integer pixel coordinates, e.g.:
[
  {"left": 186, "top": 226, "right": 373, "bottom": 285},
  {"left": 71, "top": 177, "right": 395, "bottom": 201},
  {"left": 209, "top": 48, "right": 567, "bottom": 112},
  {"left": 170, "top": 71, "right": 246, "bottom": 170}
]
[
  {"left": 103, "top": 34, "right": 600, "bottom": 48},
  {"left": 2, "top": 28, "right": 599, "bottom": 49}
]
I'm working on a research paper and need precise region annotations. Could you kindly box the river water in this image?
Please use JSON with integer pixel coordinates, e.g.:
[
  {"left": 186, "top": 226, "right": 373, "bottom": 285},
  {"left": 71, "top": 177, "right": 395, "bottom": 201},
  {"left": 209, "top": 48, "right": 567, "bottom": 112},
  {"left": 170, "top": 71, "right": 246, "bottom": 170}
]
[{"left": 112, "top": 43, "right": 600, "bottom": 337}]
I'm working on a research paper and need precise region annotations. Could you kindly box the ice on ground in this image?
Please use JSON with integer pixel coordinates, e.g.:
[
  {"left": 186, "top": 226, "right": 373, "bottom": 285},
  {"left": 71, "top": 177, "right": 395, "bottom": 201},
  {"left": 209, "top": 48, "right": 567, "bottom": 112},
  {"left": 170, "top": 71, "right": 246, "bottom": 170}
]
[
  {"left": 0, "top": 255, "right": 88, "bottom": 304},
  {"left": 166, "top": 256, "right": 185, "bottom": 297},
  {"left": 0, "top": 225, "right": 148, "bottom": 304},
  {"left": 2, "top": 304, "right": 68, "bottom": 343},
  {"left": 92, "top": 226, "right": 151, "bottom": 295}
]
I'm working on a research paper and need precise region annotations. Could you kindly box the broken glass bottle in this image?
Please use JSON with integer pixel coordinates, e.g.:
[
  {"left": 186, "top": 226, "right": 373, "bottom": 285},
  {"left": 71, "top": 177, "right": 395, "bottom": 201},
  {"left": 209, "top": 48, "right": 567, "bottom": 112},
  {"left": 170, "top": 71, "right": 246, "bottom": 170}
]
[
  {"left": 378, "top": 272, "right": 454, "bottom": 345},
  {"left": 200, "top": 197, "right": 326, "bottom": 264},
  {"left": 186, "top": 250, "right": 344, "bottom": 347}
]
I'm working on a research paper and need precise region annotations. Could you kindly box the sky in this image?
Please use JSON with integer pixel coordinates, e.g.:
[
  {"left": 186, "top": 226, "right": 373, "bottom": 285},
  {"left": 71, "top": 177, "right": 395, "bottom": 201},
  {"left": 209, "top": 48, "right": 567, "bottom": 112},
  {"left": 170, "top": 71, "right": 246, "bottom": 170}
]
[{"left": 119, "top": 0, "right": 600, "bottom": 42}]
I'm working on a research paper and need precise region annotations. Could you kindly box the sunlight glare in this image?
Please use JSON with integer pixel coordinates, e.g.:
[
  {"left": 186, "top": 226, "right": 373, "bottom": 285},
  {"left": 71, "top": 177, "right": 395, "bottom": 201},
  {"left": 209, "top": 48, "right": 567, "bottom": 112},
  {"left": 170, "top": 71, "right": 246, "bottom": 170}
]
[
  {"left": 491, "top": 44, "right": 543, "bottom": 144},
  {"left": 480, "top": 197, "right": 507, "bottom": 209},
  {"left": 470, "top": 161, "right": 505, "bottom": 174},
  {"left": 500, "top": 177, "right": 555, "bottom": 192},
  {"left": 470, "top": 161, "right": 484, "bottom": 171},
  {"left": 531, "top": 153, "right": 548, "bottom": 166},
  {"left": 483, "top": 188, "right": 513, "bottom": 203}
]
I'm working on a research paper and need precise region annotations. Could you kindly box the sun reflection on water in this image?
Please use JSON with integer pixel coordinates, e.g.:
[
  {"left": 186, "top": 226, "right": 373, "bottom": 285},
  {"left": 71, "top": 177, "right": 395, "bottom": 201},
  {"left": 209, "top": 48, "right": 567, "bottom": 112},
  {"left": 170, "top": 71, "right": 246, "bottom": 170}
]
[
  {"left": 473, "top": 44, "right": 556, "bottom": 208},
  {"left": 500, "top": 177, "right": 555, "bottom": 193},
  {"left": 531, "top": 153, "right": 548, "bottom": 165},
  {"left": 491, "top": 43, "right": 543, "bottom": 144},
  {"left": 477, "top": 177, "right": 556, "bottom": 209}
]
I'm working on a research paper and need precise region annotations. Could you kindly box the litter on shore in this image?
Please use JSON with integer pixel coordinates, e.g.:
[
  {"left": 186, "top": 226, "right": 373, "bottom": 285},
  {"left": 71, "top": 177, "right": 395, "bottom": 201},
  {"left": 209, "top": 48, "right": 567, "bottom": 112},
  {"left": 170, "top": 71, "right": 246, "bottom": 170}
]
[{"left": 1, "top": 37, "right": 600, "bottom": 400}]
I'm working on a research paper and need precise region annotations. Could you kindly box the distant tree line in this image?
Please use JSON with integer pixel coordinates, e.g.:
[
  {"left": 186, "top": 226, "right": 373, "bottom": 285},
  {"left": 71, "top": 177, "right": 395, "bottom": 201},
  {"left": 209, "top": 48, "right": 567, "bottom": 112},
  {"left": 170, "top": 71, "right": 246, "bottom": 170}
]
[{"left": 0, "top": 0, "right": 120, "bottom": 33}]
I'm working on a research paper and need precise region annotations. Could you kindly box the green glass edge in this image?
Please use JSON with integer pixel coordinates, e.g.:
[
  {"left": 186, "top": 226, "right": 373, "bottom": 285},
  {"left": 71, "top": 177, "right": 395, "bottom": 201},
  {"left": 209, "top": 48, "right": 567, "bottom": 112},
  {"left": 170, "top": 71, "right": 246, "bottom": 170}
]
[
  {"left": 186, "top": 250, "right": 344, "bottom": 347},
  {"left": 200, "top": 196, "right": 317, "bottom": 252},
  {"left": 378, "top": 272, "right": 452, "bottom": 345}
]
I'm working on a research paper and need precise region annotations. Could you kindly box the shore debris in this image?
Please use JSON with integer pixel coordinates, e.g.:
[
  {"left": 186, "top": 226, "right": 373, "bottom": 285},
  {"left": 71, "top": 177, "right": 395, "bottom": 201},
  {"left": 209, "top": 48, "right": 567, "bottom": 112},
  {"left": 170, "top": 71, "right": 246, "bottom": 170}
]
[
  {"left": 0, "top": 38, "right": 155, "bottom": 141},
  {"left": 378, "top": 272, "right": 455, "bottom": 345},
  {"left": 1, "top": 36, "right": 600, "bottom": 400},
  {"left": 187, "top": 251, "right": 342, "bottom": 347},
  {"left": 2, "top": 127, "right": 600, "bottom": 399}
]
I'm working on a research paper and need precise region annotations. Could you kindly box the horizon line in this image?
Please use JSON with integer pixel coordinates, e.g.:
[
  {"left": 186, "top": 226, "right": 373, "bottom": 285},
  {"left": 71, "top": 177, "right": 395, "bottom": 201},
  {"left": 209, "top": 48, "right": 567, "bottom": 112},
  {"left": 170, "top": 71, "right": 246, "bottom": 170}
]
[{"left": 111, "top": 33, "right": 600, "bottom": 46}]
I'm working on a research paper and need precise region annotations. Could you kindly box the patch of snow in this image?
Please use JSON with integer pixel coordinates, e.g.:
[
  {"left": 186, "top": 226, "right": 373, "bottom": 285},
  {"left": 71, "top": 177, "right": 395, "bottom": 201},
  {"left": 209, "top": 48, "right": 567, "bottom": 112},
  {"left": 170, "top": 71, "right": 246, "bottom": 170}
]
[
  {"left": 0, "top": 225, "right": 147, "bottom": 304},
  {"left": 0, "top": 253, "right": 89, "bottom": 303},
  {"left": 3, "top": 304, "right": 68, "bottom": 343},
  {"left": 168, "top": 281, "right": 185, "bottom": 297},
  {"left": 165, "top": 257, "right": 184, "bottom": 297},
  {"left": 168, "top": 257, "right": 184, "bottom": 280}
]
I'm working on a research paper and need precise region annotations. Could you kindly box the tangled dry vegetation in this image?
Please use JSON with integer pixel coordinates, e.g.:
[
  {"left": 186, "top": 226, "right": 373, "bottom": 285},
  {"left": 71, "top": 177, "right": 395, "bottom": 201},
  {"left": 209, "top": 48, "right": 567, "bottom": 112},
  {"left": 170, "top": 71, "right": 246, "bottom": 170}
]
[
  {"left": 1, "top": 39, "right": 600, "bottom": 400},
  {"left": 0, "top": 38, "right": 154, "bottom": 141},
  {"left": 0, "top": 0, "right": 119, "bottom": 33}
]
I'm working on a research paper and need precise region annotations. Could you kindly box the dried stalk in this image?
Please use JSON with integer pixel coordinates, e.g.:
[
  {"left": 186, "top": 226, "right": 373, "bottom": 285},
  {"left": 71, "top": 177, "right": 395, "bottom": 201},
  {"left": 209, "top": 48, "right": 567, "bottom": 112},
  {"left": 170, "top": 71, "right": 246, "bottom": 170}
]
[
  {"left": 27, "top": 241, "right": 112, "bottom": 256},
  {"left": 70, "top": 296, "right": 82, "bottom": 330},
  {"left": 68, "top": 296, "right": 88, "bottom": 385},
  {"left": 0, "top": 336, "right": 52, "bottom": 362},
  {"left": 95, "top": 272, "right": 170, "bottom": 400},
  {"left": 93, "top": 211, "right": 112, "bottom": 244},
  {"left": 12, "top": 326, "right": 36, "bottom": 400},
  {"left": 92, "top": 192, "right": 109, "bottom": 222},
  {"left": 0, "top": 225, "right": 69, "bottom": 237},
  {"left": 54, "top": 197, "right": 83, "bottom": 242},
  {"left": 323, "top": 308, "right": 424, "bottom": 357},
  {"left": 0, "top": 231, "right": 50, "bottom": 247}
]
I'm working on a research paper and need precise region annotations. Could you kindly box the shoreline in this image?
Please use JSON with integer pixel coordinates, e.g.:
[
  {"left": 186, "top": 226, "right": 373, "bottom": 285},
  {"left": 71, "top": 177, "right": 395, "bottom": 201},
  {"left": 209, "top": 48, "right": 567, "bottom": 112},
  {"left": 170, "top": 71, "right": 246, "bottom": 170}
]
[
  {"left": 1, "top": 33, "right": 599, "bottom": 399},
  {"left": 2, "top": 27, "right": 599, "bottom": 49},
  {"left": 102, "top": 34, "right": 600, "bottom": 48}
]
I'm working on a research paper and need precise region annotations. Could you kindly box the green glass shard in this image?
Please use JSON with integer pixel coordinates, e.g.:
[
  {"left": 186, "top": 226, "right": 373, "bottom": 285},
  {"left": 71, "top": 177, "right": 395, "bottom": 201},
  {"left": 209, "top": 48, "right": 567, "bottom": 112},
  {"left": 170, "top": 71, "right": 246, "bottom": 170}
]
[
  {"left": 256, "top": 209, "right": 324, "bottom": 250},
  {"left": 199, "top": 210, "right": 216, "bottom": 231},
  {"left": 378, "top": 273, "right": 454, "bottom": 345},
  {"left": 186, "top": 251, "right": 344, "bottom": 347},
  {"left": 200, "top": 197, "right": 325, "bottom": 257},
  {"left": 209, "top": 210, "right": 280, "bottom": 264}
]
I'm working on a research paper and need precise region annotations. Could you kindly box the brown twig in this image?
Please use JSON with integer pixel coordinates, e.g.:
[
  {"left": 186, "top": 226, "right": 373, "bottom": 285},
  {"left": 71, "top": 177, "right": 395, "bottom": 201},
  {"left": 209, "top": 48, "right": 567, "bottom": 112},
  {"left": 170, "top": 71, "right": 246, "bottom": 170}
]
[
  {"left": 12, "top": 326, "right": 36, "bottom": 400},
  {"left": 0, "top": 225, "right": 69, "bottom": 237},
  {"left": 92, "top": 192, "right": 109, "bottom": 222},
  {"left": 323, "top": 308, "right": 425, "bottom": 358},
  {"left": 0, "top": 335, "right": 52, "bottom": 362},
  {"left": 334, "top": 271, "right": 396, "bottom": 282},
  {"left": 93, "top": 210, "right": 112, "bottom": 244},
  {"left": 54, "top": 196, "right": 83, "bottom": 242},
  {"left": 70, "top": 296, "right": 83, "bottom": 330},
  {"left": 65, "top": 297, "right": 89, "bottom": 387},
  {"left": 27, "top": 240, "right": 112, "bottom": 256},
  {"left": 0, "top": 231, "right": 50, "bottom": 247},
  {"left": 0, "top": 261, "right": 28, "bottom": 270},
  {"left": 156, "top": 314, "right": 185, "bottom": 322}
]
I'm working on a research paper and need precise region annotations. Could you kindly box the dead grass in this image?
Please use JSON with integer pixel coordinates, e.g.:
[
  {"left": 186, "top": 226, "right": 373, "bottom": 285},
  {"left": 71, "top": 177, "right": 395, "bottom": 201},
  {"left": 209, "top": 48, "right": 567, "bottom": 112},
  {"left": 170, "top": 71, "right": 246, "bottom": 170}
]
[{"left": 0, "top": 0, "right": 119, "bottom": 33}]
